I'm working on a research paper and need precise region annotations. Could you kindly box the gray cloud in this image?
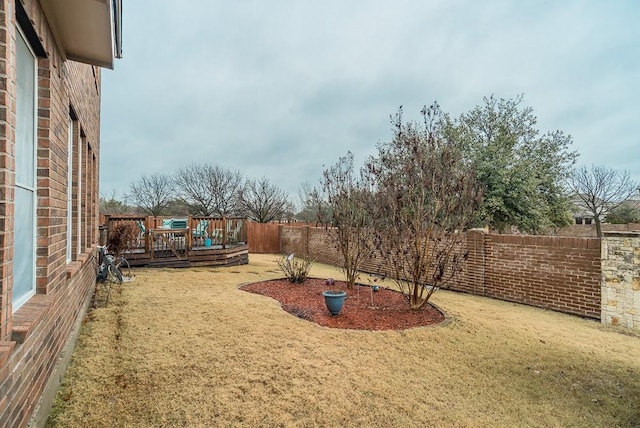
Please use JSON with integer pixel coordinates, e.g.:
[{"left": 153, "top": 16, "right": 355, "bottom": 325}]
[{"left": 100, "top": 0, "right": 640, "bottom": 201}]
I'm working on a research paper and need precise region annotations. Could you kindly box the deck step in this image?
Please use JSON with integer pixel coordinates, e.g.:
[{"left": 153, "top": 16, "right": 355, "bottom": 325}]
[{"left": 148, "top": 259, "right": 191, "bottom": 268}]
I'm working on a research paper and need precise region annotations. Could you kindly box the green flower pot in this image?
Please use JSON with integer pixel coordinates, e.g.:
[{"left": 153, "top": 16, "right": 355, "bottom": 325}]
[{"left": 322, "top": 290, "right": 347, "bottom": 316}]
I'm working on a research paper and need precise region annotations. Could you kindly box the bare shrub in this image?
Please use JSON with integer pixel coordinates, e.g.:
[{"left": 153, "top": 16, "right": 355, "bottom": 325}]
[
  {"left": 277, "top": 253, "right": 313, "bottom": 284},
  {"left": 107, "top": 222, "right": 139, "bottom": 258},
  {"left": 365, "top": 104, "right": 482, "bottom": 310},
  {"left": 320, "top": 152, "right": 375, "bottom": 289}
]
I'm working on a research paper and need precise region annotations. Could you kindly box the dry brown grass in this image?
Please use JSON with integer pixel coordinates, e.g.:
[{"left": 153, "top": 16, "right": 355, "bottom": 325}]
[{"left": 47, "top": 254, "right": 640, "bottom": 427}]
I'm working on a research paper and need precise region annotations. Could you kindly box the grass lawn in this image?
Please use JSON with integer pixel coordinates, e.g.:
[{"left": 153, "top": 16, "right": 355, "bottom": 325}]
[{"left": 47, "top": 254, "right": 640, "bottom": 427}]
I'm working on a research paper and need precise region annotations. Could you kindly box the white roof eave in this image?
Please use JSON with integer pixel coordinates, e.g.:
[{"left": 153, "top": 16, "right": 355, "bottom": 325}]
[{"left": 39, "top": 0, "right": 121, "bottom": 69}]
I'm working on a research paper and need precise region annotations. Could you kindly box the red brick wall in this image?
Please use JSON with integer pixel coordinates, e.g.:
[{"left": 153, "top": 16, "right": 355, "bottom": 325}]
[
  {"left": 0, "top": 0, "right": 103, "bottom": 425},
  {"left": 459, "top": 234, "right": 601, "bottom": 318},
  {"left": 280, "top": 225, "right": 311, "bottom": 258},
  {"left": 308, "top": 228, "right": 341, "bottom": 267},
  {"left": 280, "top": 226, "right": 602, "bottom": 319},
  {"left": 280, "top": 226, "right": 341, "bottom": 267}
]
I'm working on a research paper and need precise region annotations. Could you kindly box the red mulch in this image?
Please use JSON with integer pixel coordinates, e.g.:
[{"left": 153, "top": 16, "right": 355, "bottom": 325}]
[{"left": 240, "top": 278, "right": 445, "bottom": 331}]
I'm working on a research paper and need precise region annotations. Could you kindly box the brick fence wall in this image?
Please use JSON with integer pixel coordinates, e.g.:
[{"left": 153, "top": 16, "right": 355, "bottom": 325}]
[
  {"left": 280, "top": 226, "right": 602, "bottom": 319},
  {"left": 465, "top": 233, "right": 601, "bottom": 318},
  {"left": 557, "top": 223, "right": 640, "bottom": 237}
]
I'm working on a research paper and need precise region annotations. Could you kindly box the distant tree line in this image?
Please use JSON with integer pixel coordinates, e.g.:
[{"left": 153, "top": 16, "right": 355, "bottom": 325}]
[
  {"left": 103, "top": 94, "right": 638, "bottom": 234},
  {"left": 101, "top": 165, "right": 293, "bottom": 223},
  {"left": 299, "top": 95, "right": 639, "bottom": 235}
]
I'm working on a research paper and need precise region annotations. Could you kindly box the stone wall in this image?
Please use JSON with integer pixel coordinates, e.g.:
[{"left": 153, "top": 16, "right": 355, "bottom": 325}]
[{"left": 601, "top": 232, "right": 640, "bottom": 329}]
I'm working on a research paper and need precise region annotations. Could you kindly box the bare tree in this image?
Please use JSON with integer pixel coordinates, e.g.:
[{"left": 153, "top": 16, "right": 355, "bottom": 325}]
[
  {"left": 238, "top": 177, "right": 289, "bottom": 223},
  {"left": 366, "top": 104, "right": 482, "bottom": 310},
  {"left": 174, "top": 163, "right": 216, "bottom": 215},
  {"left": 283, "top": 201, "right": 297, "bottom": 223},
  {"left": 209, "top": 165, "right": 243, "bottom": 216},
  {"left": 321, "top": 152, "right": 375, "bottom": 289},
  {"left": 100, "top": 191, "right": 137, "bottom": 215},
  {"left": 569, "top": 165, "right": 640, "bottom": 237},
  {"left": 297, "top": 181, "right": 332, "bottom": 227},
  {"left": 174, "top": 163, "right": 243, "bottom": 216},
  {"left": 296, "top": 181, "right": 316, "bottom": 223},
  {"left": 129, "top": 173, "right": 175, "bottom": 217}
]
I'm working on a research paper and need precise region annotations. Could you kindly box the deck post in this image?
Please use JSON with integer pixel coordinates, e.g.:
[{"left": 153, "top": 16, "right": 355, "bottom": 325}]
[
  {"left": 144, "top": 216, "right": 151, "bottom": 255},
  {"left": 187, "top": 216, "right": 193, "bottom": 252},
  {"left": 222, "top": 217, "right": 227, "bottom": 249},
  {"left": 104, "top": 215, "right": 111, "bottom": 240}
]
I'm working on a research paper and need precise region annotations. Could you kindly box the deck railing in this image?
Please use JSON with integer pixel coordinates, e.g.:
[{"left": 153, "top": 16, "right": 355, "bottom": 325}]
[{"left": 102, "top": 215, "right": 248, "bottom": 255}]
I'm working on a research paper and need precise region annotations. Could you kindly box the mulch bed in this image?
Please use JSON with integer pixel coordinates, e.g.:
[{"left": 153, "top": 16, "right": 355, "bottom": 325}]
[{"left": 240, "top": 278, "right": 445, "bottom": 331}]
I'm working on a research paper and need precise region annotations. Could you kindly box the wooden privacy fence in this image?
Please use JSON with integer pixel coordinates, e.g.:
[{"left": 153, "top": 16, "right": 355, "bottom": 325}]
[
  {"left": 247, "top": 222, "right": 281, "bottom": 253},
  {"left": 245, "top": 222, "right": 321, "bottom": 254}
]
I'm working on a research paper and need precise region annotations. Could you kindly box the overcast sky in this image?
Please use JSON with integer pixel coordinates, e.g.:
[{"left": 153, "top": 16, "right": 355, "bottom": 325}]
[{"left": 99, "top": 1, "right": 640, "bottom": 205}]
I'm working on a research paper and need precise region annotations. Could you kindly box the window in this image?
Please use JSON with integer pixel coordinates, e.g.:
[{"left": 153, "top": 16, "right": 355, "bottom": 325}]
[
  {"left": 88, "top": 147, "right": 96, "bottom": 246},
  {"left": 575, "top": 217, "right": 582, "bottom": 225},
  {"left": 13, "top": 27, "right": 37, "bottom": 311},
  {"left": 584, "top": 218, "right": 592, "bottom": 225},
  {"left": 77, "top": 134, "right": 83, "bottom": 254},
  {"left": 66, "top": 117, "right": 73, "bottom": 263}
]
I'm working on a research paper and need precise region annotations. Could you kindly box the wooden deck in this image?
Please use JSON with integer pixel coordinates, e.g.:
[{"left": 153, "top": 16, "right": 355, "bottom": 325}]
[
  {"left": 124, "top": 244, "right": 249, "bottom": 268},
  {"left": 103, "top": 215, "right": 249, "bottom": 268}
]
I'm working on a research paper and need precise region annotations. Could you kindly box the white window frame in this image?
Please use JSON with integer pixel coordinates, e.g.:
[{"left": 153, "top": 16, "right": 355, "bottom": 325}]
[{"left": 13, "top": 26, "right": 37, "bottom": 311}]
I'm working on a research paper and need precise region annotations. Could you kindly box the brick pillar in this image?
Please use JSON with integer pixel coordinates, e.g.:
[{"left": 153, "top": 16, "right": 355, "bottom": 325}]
[{"left": 464, "top": 229, "right": 486, "bottom": 295}]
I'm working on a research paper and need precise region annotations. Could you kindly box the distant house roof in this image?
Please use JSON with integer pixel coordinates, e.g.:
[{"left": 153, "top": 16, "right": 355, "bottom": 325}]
[
  {"left": 570, "top": 194, "right": 594, "bottom": 219},
  {"left": 39, "top": 0, "right": 123, "bottom": 69}
]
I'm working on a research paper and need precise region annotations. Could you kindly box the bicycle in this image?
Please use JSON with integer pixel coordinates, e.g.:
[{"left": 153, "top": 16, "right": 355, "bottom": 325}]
[{"left": 94, "top": 246, "right": 133, "bottom": 306}]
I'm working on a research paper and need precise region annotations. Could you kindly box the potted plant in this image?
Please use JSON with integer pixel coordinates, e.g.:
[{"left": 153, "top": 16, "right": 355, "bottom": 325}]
[{"left": 322, "top": 278, "right": 346, "bottom": 316}]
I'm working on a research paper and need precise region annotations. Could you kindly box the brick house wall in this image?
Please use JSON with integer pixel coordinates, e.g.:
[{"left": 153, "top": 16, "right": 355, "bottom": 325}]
[
  {"left": 279, "top": 226, "right": 602, "bottom": 319},
  {"left": 0, "top": 0, "right": 106, "bottom": 426}
]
